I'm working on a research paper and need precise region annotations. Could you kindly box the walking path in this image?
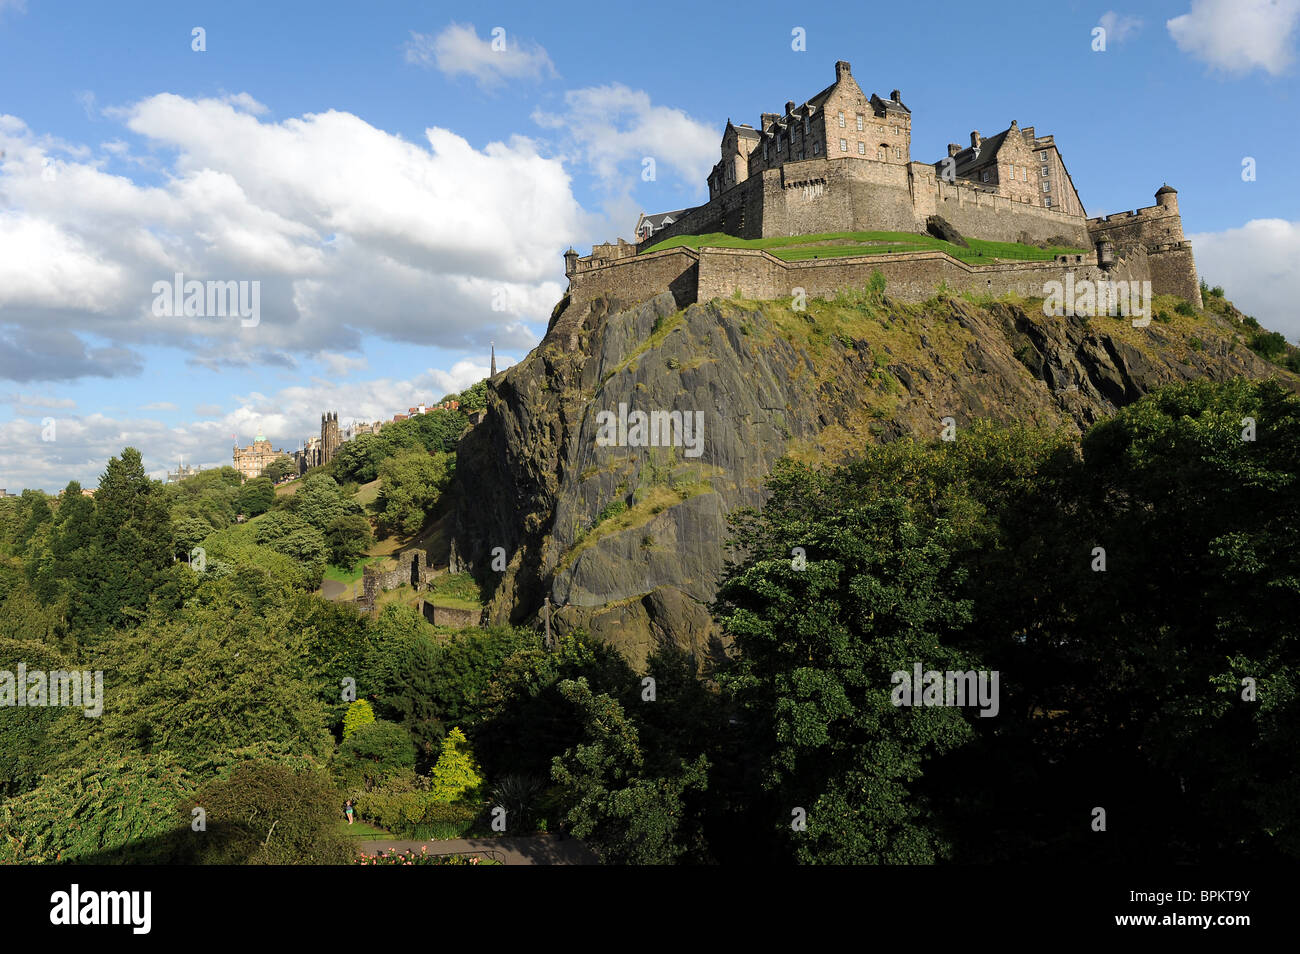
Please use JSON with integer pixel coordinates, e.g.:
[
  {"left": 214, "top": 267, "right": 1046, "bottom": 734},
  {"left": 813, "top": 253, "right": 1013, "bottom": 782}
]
[{"left": 357, "top": 834, "right": 599, "bottom": 865}]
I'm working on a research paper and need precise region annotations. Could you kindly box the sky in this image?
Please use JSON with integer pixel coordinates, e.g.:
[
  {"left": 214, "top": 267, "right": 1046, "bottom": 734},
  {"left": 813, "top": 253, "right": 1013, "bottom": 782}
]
[{"left": 1, "top": 0, "right": 1297, "bottom": 492}]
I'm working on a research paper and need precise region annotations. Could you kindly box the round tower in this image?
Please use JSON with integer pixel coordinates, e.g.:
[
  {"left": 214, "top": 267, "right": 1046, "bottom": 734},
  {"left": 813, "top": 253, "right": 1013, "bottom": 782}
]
[{"left": 1155, "top": 183, "right": 1178, "bottom": 214}]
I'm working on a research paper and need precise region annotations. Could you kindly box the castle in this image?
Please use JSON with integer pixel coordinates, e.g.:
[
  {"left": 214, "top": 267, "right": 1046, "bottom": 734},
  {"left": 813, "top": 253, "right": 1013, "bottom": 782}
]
[{"left": 559, "top": 61, "right": 1199, "bottom": 325}]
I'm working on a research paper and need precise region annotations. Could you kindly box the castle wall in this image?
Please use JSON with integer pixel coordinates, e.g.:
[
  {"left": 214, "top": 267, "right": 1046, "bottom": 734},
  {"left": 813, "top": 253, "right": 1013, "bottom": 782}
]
[
  {"left": 695, "top": 247, "right": 1117, "bottom": 305},
  {"left": 932, "top": 178, "right": 1091, "bottom": 245},
  {"left": 1146, "top": 243, "right": 1201, "bottom": 304},
  {"left": 568, "top": 247, "right": 700, "bottom": 309}
]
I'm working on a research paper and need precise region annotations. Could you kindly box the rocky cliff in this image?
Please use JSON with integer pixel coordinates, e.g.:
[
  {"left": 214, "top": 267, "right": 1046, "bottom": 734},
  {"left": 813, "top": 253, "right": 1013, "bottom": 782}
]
[{"left": 449, "top": 287, "right": 1293, "bottom": 667}]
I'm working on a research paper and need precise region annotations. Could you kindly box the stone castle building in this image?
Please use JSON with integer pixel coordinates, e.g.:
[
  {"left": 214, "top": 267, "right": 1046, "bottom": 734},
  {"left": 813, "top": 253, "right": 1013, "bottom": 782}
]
[
  {"left": 232, "top": 433, "right": 291, "bottom": 481},
  {"left": 560, "top": 60, "right": 1200, "bottom": 316}
]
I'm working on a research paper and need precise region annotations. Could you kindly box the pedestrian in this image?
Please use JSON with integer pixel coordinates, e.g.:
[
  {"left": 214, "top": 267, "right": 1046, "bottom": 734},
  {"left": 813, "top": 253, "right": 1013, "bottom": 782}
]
[{"left": 344, "top": 799, "right": 355, "bottom": 825}]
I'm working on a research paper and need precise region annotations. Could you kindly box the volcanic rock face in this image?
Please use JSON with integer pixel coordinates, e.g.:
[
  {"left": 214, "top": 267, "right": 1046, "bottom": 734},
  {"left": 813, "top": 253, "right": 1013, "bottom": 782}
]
[{"left": 450, "top": 289, "right": 1288, "bottom": 667}]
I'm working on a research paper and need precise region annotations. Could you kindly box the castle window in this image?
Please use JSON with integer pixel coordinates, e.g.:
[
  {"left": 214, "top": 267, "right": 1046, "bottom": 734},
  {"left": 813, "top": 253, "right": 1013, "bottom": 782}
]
[
  {"left": 813, "top": 142, "right": 820, "bottom": 155},
  {"left": 1040, "top": 151, "right": 1048, "bottom": 162},
  {"left": 1022, "top": 167, "right": 1028, "bottom": 181},
  {"left": 804, "top": 115, "right": 810, "bottom": 135},
  {"left": 1044, "top": 196, "right": 1053, "bottom": 207},
  {"left": 858, "top": 141, "right": 866, "bottom": 154},
  {"left": 1041, "top": 165, "right": 1049, "bottom": 177},
  {"left": 840, "top": 138, "right": 848, "bottom": 152},
  {"left": 877, "top": 145, "right": 885, "bottom": 160},
  {"left": 1042, "top": 180, "right": 1050, "bottom": 192},
  {"left": 894, "top": 146, "right": 902, "bottom": 159},
  {"left": 1010, "top": 164, "right": 1015, "bottom": 179},
  {"left": 838, "top": 112, "right": 845, "bottom": 127},
  {"left": 856, "top": 114, "right": 864, "bottom": 131},
  {"left": 981, "top": 170, "right": 990, "bottom": 182}
]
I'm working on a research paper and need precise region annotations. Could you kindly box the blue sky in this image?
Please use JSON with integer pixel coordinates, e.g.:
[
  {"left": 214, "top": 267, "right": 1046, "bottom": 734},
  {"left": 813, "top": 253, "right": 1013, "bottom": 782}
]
[{"left": 1, "top": 0, "right": 1297, "bottom": 491}]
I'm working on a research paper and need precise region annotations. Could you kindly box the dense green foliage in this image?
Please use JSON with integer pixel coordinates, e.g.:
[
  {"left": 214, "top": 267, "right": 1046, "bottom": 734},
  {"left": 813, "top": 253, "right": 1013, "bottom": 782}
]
[{"left": 0, "top": 377, "right": 1296, "bottom": 865}]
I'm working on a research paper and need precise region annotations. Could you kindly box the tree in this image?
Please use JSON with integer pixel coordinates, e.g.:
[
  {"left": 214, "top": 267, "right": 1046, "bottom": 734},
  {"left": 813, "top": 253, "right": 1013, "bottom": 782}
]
[
  {"left": 342, "top": 699, "right": 376, "bottom": 740},
  {"left": 236, "top": 477, "right": 276, "bottom": 517},
  {"left": 717, "top": 463, "right": 978, "bottom": 863},
  {"left": 376, "top": 449, "right": 454, "bottom": 535},
  {"left": 289, "top": 473, "right": 352, "bottom": 532},
  {"left": 339, "top": 719, "right": 417, "bottom": 789},
  {"left": 262, "top": 456, "right": 296, "bottom": 484},
  {"left": 428, "top": 727, "right": 485, "bottom": 803},
  {"left": 325, "top": 513, "right": 373, "bottom": 569},
  {"left": 551, "top": 677, "right": 709, "bottom": 864},
  {"left": 67, "top": 448, "right": 173, "bottom": 637}
]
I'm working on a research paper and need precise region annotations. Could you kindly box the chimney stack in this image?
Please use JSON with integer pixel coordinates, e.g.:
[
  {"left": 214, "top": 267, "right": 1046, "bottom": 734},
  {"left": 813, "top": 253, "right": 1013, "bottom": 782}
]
[
  {"left": 970, "top": 130, "right": 982, "bottom": 150},
  {"left": 761, "top": 112, "right": 779, "bottom": 132},
  {"left": 947, "top": 143, "right": 961, "bottom": 158},
  {"left": 785, "top": 100, "right": 796, "bottom": 116},
  {"left": 890, "top": 89, "right": 901, "bottom": 103},
  {"left": 835, "top": 60, "right": 852, "bottom": 80}
]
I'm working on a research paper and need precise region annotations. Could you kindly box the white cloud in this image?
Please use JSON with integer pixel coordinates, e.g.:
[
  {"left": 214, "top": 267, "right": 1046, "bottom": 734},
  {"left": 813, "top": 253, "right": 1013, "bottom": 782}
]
[
  {"left": 1189, "top": 218, "right": 1300, "bottom": 339},
  {"left": 1099, "top": 11, "right": 1143, "bottom": 44},
  {"left": 139, "top": 401, "right": 178, "bottom": 411},
  {"left": 0, "top": 358, "right": 516, "bottom": 492},
  {"left": 430, "top": 354, "right": 513, "bottom": 396},
  {"left": 320, "top": 352, "right": 369, "bottom": 377},
  {"left": 0, "top": 95, "right": 581, "bottom": 379},
  {"left": 533, "top": 84, "right": 717, "bottom": 195},
  {"left": 405, "top": 23, "right": 555, "bottom": 89},
  {"left": 1167, "top": 0, "right": 1300, "bottom": 75}
]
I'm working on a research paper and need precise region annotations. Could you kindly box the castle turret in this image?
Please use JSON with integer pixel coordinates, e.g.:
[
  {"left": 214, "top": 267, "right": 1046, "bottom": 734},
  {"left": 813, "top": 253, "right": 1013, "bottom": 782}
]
[
  {"left": 1155, "top": 183, "right": 1178, "bottom": 214},
  {"left": 563, "top": 247, "right": 578, "bottom": 279}
]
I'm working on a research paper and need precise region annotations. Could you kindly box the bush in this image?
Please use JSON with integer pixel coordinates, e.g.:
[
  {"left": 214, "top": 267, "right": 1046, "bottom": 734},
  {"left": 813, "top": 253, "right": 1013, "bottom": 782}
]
[
  {"left": 342, "top": 699, "right": 376, "bottom": 740},
  {"left": 188, "top": 760, "right": 352, "bottom": 864},
  {"left": 352, "top": 787, "right": 480, "bottom": 839},
  {"left": 429, "top": 727, "right": 485, "bottom": 803},
  {"left": 1175, "top": 300, "right": 1196, "bottom": 317},
  {"left": 338, "top": 719, "right": 417, "bottom": 789}
]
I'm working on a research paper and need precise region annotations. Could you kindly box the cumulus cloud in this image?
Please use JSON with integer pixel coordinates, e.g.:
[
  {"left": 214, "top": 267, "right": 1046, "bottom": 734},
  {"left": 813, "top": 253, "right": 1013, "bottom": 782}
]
[
  {"left": 1167, "top": 0, "right": 1300, "bottom": 75},
  {"left": 533, "top": 84, "right": 717, "bottom": 195},
  {"left": 0, "top": 95, "right": 580, "bottom": 380},
  {"left": 1099, "top": 11, "right": 1143, "bottom": 44},
  {"left": 1190, "top": 218, "right": 1300, "bottom": 339},
  {"left": 405, "top": 23, "right": 556, "bottom": 88}
]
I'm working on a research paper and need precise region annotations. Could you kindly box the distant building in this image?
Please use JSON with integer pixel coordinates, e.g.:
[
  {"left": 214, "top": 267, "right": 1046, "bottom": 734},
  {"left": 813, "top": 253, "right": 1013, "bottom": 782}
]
[
  {"left": 165, "top": 462, "right": 202, "bottom": 484},
  {"left": 233, "top": 433, "right": 292, "bottom": 481}
]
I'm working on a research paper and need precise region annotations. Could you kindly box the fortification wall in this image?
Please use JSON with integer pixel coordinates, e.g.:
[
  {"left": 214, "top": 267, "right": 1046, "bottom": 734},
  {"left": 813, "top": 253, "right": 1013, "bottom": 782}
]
[
  {"left": 636, "top": 155, "right": 1094, "bottom": 254},
  {"left": 695, "top": 247, "right": 1118, "bottom": 304},
  {"left": 1087, "top": 204, "right": 1185, "bottom": 245},
  {"left": 932, "top": 178, "right": 1091, "bottom": 245},
  {"left": 420, "top": 601, "right": 478, "bottom": 628},
  {"left": 567, "top": 247, "right": 700, "bottom": 309},
  {"left": 758, "top": 158, "right": 920, "bottom": 236},
  {"left": 637, "top": 176, "right": 765, "bottom": 250},
  {"left": 1146, "top": 242, "right": 1201, "bottom": 304}
]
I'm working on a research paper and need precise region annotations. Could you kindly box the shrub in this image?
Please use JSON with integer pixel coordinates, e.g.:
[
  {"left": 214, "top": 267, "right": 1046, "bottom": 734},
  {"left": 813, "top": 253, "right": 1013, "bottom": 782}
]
[
  {"left": 343, "top": 699, "right": 376, "bottom": 740},
  {"left": 429, "top": 727, "right": 485, "bottom": 803},
  {"left": 1175, "top": 300, "right": 1196, "bottom": 317},
  {"left": 352, "top": 788, "right": 480, "bottom": 839},
  {"left": 339, "top": 719, "right": 417, "bottom": 789}
]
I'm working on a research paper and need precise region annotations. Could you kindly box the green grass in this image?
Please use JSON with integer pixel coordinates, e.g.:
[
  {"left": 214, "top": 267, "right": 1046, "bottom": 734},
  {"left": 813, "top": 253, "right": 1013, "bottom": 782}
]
[
  {"left": 322, "top": 554, "right": 387, "bottom": 586},
  {"left": 337, "top": 818, "right": 390, "bottom": 839},
  {"left": 643, "top": 229, "right": 1087, "bottom": 265},
  {"left": 424, "top": 571, "right": 484, "bottom": 611}
]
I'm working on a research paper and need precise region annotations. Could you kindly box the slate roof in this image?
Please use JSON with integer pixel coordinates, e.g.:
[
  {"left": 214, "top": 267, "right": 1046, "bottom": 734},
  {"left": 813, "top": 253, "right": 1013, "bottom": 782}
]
[{"left": 944, "top": 128, "right": 1012, "bottom": 179}]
